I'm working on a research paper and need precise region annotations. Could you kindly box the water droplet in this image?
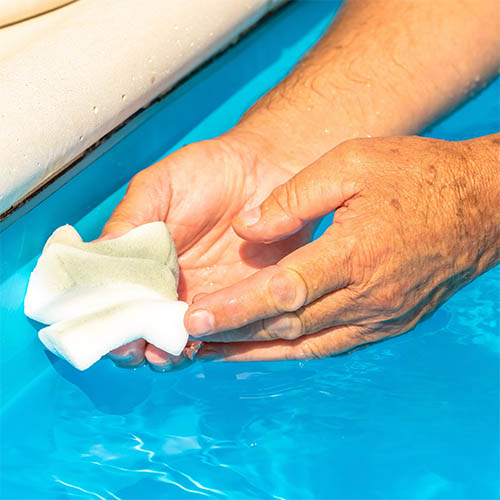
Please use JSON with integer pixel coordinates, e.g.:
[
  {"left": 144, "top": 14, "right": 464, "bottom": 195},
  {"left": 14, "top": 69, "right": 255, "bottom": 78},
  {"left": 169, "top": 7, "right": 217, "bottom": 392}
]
[
  {"left": 375, "top": 110, "right": 380, "bottom": 116},
  {"left": 121, "top": 94, "right": 126, "bottom": 101},
  {"left": 323, "top": 129, "right": 329, "bottom": 134},
  {"left": 79, "top": 135, "right": 83, "bottom": 141},
  {"left": 306, "top": 106, "right": 312, "bottom": 112},
  {"left": 151, "top": 75, "right": 156, "bottom": 84},
  {"left": 93, "top": 106, "right": 99, "bottom": 114},
  {"left": 209, "top": 282, "right": 214, "bottom": 287}
]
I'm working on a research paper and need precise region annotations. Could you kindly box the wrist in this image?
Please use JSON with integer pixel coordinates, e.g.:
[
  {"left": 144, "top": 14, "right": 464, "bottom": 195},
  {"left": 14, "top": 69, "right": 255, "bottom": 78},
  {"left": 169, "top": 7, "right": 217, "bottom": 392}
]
[
  {"left": 225, "top": 55, "right": 437, "bottom": 172},
  {"left": 227, "top": 88, "right": 371, "bottom": 173},
  {"left": 454, "top": 134, "right": 500, "bottom": 278}
]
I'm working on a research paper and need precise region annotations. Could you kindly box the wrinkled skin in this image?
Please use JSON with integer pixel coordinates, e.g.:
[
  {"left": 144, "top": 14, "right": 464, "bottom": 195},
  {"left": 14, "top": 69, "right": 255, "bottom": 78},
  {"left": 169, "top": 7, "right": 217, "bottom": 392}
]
[
  {"left": 185, "top": 135, "right": 499, "bottom": 361},
  {"left": 100, "top": 131, "right": 312, "bottom": 370}
]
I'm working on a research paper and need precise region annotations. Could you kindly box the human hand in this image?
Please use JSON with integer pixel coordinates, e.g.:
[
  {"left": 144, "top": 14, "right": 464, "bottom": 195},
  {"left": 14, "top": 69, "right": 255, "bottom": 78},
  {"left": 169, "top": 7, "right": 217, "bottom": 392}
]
[
  {"left": 186, "top": 134, "right": 500, "bottom": 361},
  {"left": 99, "top": 130, "right": 313, "bottom": 370}
]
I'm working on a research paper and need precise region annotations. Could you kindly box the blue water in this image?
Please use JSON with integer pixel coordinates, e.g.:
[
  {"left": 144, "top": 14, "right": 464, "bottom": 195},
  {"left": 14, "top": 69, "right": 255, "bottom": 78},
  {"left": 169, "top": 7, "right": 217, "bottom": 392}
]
[{"left": 1, "top": 2, "right": 499, "bottom": 499}]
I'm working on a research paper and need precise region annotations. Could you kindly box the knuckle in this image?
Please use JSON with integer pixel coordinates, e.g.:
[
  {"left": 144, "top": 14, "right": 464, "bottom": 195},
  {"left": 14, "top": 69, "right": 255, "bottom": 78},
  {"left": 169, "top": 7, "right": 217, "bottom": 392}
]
[
  {"left": 335, "top": 138, "right": 367, "bottom": 165},
  {"left": 268, "top": 179, "right": 300, "bottom": 219},
  {"left": 372, "top": 283, "right": 405, "bottom": 316},
  {"left": 268, "top": 267, "right": 309, "bottom": 313},
  {"left": 296, "top": 291, "right": 340, "bottom": 332},
  {"left": 263, "top": 312, "right": 304, "bottom": 340}
]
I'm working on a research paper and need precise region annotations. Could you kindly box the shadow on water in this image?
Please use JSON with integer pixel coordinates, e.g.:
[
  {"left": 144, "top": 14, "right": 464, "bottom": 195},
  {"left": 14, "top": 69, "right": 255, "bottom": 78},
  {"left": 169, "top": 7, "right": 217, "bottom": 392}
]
[{"left": 47, "top": 352, "right": 153, "bottom": 415}]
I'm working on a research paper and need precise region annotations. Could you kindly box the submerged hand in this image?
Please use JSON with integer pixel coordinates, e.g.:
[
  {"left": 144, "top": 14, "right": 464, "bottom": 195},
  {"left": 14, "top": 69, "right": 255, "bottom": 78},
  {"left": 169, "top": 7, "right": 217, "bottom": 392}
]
[
  {"left": 187, "top": 134, "right": 500, "bottom": 361},
  {"left": 100, "top": 131, "right": 312, "bottom": 370}
]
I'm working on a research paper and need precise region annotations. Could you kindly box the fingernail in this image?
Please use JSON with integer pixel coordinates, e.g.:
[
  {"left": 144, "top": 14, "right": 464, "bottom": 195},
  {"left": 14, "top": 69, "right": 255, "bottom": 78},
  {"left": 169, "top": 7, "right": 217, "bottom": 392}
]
[
  {"left": 149, "top": 361, "right": 173, "bottom": 373},
  {"left": 108, "top": 348, "right": 142, "bottom": 366},
  {"left": 110, "top": 357, "right": 146, "bottom": 370},
  {"left": 187, "top": 309, "right": 215, "bottom": 336},
  {"left": 236, "top": 206, "right": 261, "bottom": 227}
]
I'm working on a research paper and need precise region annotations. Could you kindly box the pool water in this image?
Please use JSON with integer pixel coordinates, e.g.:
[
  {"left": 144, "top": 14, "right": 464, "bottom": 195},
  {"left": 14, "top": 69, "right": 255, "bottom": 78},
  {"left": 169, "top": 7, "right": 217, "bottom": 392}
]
[{"left": 1, "top": 2, "right": 499, "bottom": 499}]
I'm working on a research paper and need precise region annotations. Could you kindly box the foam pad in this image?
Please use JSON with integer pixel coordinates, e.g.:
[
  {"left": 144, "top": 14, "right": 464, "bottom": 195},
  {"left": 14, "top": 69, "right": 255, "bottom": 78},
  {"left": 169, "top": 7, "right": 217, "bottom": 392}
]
[
  {"left": 24, "top": 222, "right": 188, "bottom": 370},
  {"left": 0, "top": 0, "right": 76, "bottom": 28},
  {"left": 0, "top": 0, "right": 288, "bottom": 214}
]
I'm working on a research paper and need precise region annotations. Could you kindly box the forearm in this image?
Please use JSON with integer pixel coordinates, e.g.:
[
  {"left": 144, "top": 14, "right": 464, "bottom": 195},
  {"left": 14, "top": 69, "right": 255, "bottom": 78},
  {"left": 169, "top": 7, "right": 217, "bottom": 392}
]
[{"left": 230, "top": 0, "right": 500, "bottom": 170}]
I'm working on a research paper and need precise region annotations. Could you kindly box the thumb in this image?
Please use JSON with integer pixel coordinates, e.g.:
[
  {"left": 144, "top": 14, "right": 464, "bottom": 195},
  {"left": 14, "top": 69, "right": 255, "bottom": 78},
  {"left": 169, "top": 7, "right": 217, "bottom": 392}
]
[
  {"left": 99, "top": 198, "right": 142, "bottom": 241},
  {"left": 232, "top": 152, "right": 359, "bottom": 243},
  {"left": 99, "top": 218, "right": 138, "bottom": 241},
  {"left": 99, "top": 169, "right": 164, "bottom": 241}
]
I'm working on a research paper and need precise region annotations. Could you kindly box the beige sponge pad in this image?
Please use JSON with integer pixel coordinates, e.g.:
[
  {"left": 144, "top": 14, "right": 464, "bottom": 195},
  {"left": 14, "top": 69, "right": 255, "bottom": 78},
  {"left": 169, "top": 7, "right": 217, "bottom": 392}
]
[{"left": 24, "top": 222, "right": 189, "bottom": 370}]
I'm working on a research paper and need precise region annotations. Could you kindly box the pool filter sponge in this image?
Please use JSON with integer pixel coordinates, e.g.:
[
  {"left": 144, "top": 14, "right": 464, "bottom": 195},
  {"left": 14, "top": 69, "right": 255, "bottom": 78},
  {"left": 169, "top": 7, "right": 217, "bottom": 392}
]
[{"left": 24, "top": 222, "right": 188, "bottom": 370}]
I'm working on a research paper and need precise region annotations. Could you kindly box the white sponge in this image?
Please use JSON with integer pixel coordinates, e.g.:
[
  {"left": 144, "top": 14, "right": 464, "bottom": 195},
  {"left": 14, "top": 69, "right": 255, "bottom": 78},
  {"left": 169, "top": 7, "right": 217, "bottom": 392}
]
[{"left": 24, "top": 222, "right": 189, "bottom": 370}]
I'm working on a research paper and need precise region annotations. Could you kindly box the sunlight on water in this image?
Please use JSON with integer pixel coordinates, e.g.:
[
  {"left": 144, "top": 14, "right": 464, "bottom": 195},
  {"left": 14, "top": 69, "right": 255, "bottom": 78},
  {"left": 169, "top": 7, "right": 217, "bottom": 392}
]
[{"left": 1, "top": 264, "right": 498, "bottom": 499}]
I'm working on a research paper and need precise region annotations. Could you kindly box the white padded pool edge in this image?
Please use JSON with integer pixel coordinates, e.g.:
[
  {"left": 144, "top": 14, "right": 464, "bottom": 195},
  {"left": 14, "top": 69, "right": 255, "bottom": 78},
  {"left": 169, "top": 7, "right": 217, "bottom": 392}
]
[
  {"left": 0, "top": 0, "right": 287, "bottom": 214},
  {"left": 0, "top": 0, "right": 76, "bottom": 27}
]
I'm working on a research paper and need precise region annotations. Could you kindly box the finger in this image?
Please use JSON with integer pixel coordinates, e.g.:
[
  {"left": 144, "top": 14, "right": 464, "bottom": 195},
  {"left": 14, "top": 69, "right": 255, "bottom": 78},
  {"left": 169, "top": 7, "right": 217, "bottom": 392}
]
[
  {"left": 200, "top": 286, "right": 358, "bottom": 343},
  {"left": 196, "top": 325, "right": 367, "bottom": 362},
  {"left": 101, "top": 168, "right": 170, "bottom": 367},
  {"left": 145, "top": 341, "right": 200, "bottom": 372},
  {"left": 185, "top": 226, "right": 354, "bottom": 337},
  {"left": 108, "top": 339, "right": 147, "bottom": 368},
  {"left": 232, "top": 149, "right": 360, "bottom": 243},
  {"left": 145, "top": 345, "right": 188, "bottom": 372},
  {"left": 100, "top": 167, "right": 169, "bottom": 240}
]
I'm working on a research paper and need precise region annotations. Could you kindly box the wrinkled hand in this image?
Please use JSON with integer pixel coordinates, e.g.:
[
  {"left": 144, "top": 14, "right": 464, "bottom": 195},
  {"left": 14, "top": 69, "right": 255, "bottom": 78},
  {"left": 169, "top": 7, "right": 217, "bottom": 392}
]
[
  {"left": 100, "top": 131, "right": 312, "bottom": 370},
  {"left": 187, "top": 135, "right": 499, "bottom": 361}
]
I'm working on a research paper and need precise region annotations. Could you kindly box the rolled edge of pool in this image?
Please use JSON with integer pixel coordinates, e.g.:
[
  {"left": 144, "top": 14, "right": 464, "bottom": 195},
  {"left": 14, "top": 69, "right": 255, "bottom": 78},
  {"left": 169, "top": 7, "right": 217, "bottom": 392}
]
[
  {"left": 0, "top": 0, "right": 287, "bottom": 215},
  {"left": 0, "top": 0, "right": 77, "bottom": 28}
]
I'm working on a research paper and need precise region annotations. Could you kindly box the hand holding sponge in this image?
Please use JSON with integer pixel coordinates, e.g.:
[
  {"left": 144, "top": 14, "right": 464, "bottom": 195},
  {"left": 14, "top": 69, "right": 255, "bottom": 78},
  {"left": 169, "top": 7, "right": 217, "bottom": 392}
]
[{"left": 24, "top": 222, "right": 189, "bottom": 370}]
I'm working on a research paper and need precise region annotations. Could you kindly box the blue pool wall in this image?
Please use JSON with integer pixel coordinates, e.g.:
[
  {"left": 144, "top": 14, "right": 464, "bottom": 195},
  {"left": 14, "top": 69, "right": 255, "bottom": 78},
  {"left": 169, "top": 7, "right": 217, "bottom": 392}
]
[{"left": 1, "top": 0, "right": 498, "bottom": 415}]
